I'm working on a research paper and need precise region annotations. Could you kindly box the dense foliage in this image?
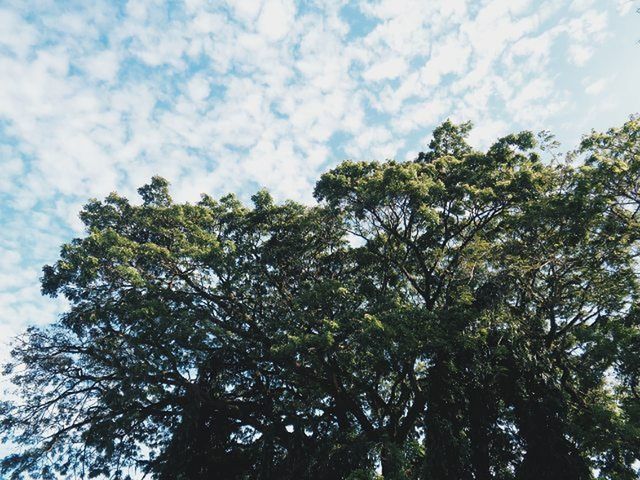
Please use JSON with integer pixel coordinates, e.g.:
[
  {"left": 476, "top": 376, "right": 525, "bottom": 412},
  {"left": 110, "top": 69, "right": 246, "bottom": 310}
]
[{"left": 2, "top": 118, "right": 640, "bottom": 479}]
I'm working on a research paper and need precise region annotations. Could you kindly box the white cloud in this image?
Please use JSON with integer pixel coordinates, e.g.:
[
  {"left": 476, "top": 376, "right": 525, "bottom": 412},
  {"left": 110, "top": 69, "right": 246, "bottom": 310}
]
[
  {"left": 395, "top": 98, "right": 450, "bottom": 134},
  {"left": 583, "top": 76, "right": 611, "bottom": 95},
  {"left": 363, "top": 57, "right": 408, "bottom": 81},
  {"left": 187, "top": 75, "right": 211, "bottom": 101},
  {"left": 419, "top": 33, "right": 471, "bottom": 87},
  {"left": 568, "top": 43, "right": 592, "bottom": 65},
  {"left": 227, "top": 0, "right": 264, "bottom": 24},
  {"left": 0, "top": 8, "right": 37, "bottom": 57},
  {"left": 617, "top": 0, "right": 634, "bottom": 15},
  {"left": 564, "top": 8, "right": 608, "bottom": 66},
  {"left": 570, "top": 0, "right": 595, "bottom": 11},
  {"left": 84, "top": 49, "right": 120, "bottom": 82},
  {"left": 257, "top": 0, "right": 296, "bottom": 41},
  {"left": 467, "top": 119, "right": 509, "bottom": 150}
]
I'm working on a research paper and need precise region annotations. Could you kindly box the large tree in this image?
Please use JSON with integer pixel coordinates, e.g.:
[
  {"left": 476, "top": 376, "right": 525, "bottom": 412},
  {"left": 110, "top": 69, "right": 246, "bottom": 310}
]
[{"left": 2, "top": 118, "right": 640, "bottom": 479}]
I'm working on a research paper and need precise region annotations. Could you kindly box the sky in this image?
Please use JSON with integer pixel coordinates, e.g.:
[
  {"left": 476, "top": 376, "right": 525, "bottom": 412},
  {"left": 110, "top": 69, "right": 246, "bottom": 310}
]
[{"left": 0, "top": 0, "right": 639, "bottom": 369}]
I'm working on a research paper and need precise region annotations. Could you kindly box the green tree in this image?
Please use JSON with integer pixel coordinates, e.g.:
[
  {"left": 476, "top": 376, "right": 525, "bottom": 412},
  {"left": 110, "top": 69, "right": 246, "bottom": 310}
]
[{"left": 2, "top": 118, "right": 640, "bottom": 479}]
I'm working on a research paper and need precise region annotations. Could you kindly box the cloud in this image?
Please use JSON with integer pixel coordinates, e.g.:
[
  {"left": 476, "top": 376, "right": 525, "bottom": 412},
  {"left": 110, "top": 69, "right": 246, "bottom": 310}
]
[
  {"left": 616, "top": 0, "right": 634, "bottom": 15},
  {"left": 583, "top": 76, "right": 612, "bottom": 95},
  {"left": 0, "top": 8, "right": 38, "bottom": 57},
  {"left": 257, "top": 0, "right": 296, "bottom": 41},
  {"left": 84, "top": 49, "right": 121, "bottom": 82},
  {"left": 363, "top": 57, "right": 408, "bottom": 82},
  {"left": 187, "top": 75, "right": 211, "bottom": 102},
  {"left": 564, "top": 8, "right": 608, "bottom": 65}
]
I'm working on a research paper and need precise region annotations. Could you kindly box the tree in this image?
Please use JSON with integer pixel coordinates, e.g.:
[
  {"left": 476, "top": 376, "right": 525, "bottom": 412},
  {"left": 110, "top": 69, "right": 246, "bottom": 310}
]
[{"left": 2, "top": 118, "right": 640, "bottom": 479}]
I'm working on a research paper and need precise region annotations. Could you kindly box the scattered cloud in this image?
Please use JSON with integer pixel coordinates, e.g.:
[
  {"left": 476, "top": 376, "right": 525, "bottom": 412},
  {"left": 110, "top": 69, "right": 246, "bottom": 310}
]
[
  {"left": 584, "top": 76, "right": 612, "bottom": 95},
  {"left": 617, "top": 0, "right": 635, "bottom": 15}
]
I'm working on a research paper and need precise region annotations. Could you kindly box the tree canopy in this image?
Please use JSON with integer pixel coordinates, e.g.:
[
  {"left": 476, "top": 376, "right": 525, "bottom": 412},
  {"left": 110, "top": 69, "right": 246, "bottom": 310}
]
[{"left": 2, "top": 118, "right": 640, "bottom": 479}]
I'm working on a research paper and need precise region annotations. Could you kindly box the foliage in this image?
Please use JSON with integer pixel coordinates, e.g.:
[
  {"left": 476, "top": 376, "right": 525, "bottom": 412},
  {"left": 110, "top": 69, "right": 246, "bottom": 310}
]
[{"left": 2, "top": 118, "right": 640, "bottom": 479}]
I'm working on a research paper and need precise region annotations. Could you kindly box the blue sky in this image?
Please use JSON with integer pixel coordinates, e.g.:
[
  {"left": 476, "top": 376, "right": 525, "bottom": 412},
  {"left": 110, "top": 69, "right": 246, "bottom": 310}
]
[{"left": 0, "top": 0, "right": 639, "bottom": 368}]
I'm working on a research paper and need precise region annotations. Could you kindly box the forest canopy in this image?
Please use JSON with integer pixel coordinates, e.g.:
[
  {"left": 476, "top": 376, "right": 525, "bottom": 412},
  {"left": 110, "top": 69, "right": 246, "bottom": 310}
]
[{"left": 2, "top": 118, "right": 640, "bottom": 479}]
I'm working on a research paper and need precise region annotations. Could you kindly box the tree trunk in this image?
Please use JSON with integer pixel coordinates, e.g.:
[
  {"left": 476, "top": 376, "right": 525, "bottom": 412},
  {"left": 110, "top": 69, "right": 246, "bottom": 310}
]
[
  {"left": 469, "top": 386, "right": 491, "bottom": 480},
  {"left": 508, "top": 360, "right": 591, "bottom": 480},
  {"left": 422, "top": 353, "right": 472, "bottom": 480}
]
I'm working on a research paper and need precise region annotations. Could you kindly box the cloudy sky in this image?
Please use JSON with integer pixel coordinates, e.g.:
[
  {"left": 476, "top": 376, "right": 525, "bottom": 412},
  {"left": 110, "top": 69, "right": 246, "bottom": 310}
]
[{"left": 0, "top": 0, "right": 639, "bottom": 356}]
